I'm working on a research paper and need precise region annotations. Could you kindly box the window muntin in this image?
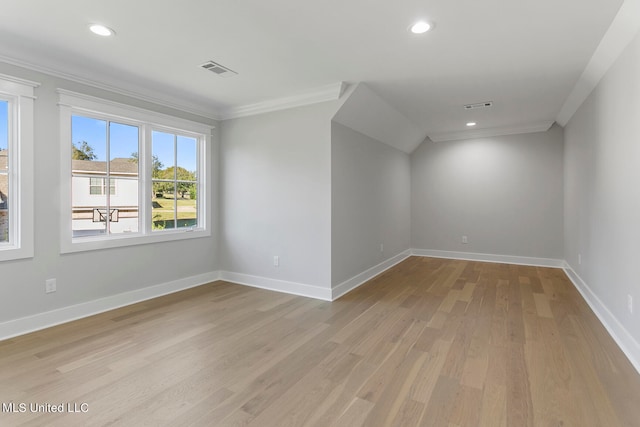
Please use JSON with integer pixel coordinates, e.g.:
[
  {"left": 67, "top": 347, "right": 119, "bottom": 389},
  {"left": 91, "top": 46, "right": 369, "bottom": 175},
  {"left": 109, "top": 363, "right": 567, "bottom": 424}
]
[{"left": 71, "top": 115, "right": 140, "bottom": 237}]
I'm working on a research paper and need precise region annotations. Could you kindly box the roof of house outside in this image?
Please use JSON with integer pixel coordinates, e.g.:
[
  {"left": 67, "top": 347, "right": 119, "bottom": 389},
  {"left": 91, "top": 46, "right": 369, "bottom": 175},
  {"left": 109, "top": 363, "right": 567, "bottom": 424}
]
[{"left": 72, "top": 158, "right": 138, "bottom": 176}]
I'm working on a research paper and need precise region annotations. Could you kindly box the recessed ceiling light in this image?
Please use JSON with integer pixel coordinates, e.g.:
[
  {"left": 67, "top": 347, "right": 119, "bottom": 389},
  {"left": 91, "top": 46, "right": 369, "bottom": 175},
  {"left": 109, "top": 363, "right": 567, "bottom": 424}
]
[
  {"left": 410, "top": 21, "right": 432, "bottom": 34},
  {"left": 89, "top": 24, "right": 115, "bottom": 37},
  {"left": 466, "top": 122, "right": 477, "bottom": 127}
]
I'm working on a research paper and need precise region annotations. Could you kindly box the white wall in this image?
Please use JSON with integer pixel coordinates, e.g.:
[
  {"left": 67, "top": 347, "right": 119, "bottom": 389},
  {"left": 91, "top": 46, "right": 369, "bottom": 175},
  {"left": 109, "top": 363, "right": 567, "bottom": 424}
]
[
  {"left": 331, "top": 122, "right": 410, "bottom": 286},
  {"left": 564, "top": 29, "right": 640, "bottom": 348},
  {"left": 0, "top": 61, "right": 218, "bottom": 327},
  {"left": 411, "top": 126, "right": 564, "bottom": 259},
  {"left": 220, "top": 103, "right": 335, "bottom": 290}
]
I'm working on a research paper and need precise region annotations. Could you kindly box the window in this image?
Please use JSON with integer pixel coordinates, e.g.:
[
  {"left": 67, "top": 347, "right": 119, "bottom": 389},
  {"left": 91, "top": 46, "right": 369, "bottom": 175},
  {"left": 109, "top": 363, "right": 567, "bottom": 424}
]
[
  {"left": 0, "top": 74, "right": 37, "bottom": 262},
  {"left": 89, "top": 178, "right": 116, "bottom": 196},
  {"left": 0, "top": 100, "right": 8, "bottom": 242},
  {"left": 59, "top": 90, "right": 211, "bottom": 253}
]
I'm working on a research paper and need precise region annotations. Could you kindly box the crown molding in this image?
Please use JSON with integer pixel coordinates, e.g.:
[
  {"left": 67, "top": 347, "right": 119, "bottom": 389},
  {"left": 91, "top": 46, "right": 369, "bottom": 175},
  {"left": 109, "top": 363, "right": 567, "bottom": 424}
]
[
  {"left": 556, "top": 0, "right": 640, "bottom": 126},
  {"left": 221, "top": 82, "right": 346, "bottom": 120},
  {"left": 0, "top": 53, "right": 345, "bottom": 122},
  {"left": 0, "top": 72, "right": 40, "bottom": 89},
  {"left": 0, "top": 54, "right": 221, "bottom": 121},
  {"left": 428, "top": 120, "right": 555, "bottom": 142},
  {"left": 57, "top": 89, "right": 214, "bottom": 133}
]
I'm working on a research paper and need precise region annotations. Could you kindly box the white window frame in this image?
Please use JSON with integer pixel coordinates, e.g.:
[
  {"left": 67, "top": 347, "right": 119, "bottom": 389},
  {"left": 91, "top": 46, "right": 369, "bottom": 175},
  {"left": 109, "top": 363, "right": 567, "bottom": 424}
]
[
  {"left": 59, "top": 89, "right": 212, "bottom": 253},
  {"left": 0, "top": 74, "right": 37, "bottom": 262}
]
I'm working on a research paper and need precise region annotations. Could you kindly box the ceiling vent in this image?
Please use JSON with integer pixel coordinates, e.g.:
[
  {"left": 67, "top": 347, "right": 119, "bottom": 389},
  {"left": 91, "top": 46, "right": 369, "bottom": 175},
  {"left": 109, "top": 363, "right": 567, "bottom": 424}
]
[
  {"left": 464, "top": 101, "right": 493, "bottom": 110},
  {"left": 200, "top": 61, "right": 238, "bottom": 78}
]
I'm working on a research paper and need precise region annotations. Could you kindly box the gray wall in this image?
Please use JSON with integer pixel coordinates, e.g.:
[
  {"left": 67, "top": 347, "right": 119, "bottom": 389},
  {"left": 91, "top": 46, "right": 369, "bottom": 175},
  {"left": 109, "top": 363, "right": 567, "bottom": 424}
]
[
  {"left": 331, "top": 122, "right": 410, "bottom": 286},
  {"left": 220, "top": 103, "right": 335, "bottom": 288},
  {"left": 0, "top": 62, "right": 219, "bottom": 324},
  {"left": 564, "top": 29, "right": 640, "bottom": 343},
  {"left": 411, "top": 126, "right": 564, "bottom": 259}
]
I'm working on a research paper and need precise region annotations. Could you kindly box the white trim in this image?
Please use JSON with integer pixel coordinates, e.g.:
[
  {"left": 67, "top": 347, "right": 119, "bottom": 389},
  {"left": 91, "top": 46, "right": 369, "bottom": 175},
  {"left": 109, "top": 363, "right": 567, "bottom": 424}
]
[
  {"left": 221, "top": 82, "right": 346, "bottom": 120},
  {"left": 563, "top": 264, "right": 640, "bottom": 375},
  {"left": 428, "top": 120, "right": 555, "bottom": 143},
  {"left": 0, "top": 54, "right": 219, "bottom": 120},
  {"left": 219, "top": 271, "right": 332, "bottom": 301},
  {"left": 0, "top": 72, "right": 39, "bottom": 89},
  {"left": 556, "top": 0, "right": 640, "bottom": 126},
  {"left": 57, "top": 89, "right": 214, "bottom": 134},
  {"left": 332, "top": 250, "right": 412, "bottom": 300},
  {"left": 0, "top": 271, "right": 221, "bottom": 341},
  {"left": 411, "top": 248, "right": 565, "bottom": 268},
  {"left": 61, "top": 230, "right": 212, "bottom": 254},
  {"left": 59, "top": 91, "right": 213, "bottom": 254},
  {"left": 0, "top": 75, "right": 36, "bottom": 262}
]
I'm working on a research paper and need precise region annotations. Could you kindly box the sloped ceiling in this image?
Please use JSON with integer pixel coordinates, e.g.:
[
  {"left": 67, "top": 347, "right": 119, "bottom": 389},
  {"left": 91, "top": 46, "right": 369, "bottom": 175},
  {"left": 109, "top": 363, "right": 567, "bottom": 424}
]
[{"left": 333, "top": 83, "right": 426, "bottom": 154}]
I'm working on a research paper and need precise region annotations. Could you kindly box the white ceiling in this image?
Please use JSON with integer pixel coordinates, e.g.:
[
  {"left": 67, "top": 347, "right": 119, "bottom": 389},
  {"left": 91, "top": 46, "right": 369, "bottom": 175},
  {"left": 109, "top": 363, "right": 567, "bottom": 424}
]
[{"left": 0, "top": 0, "right": 625, "bottom": 141}]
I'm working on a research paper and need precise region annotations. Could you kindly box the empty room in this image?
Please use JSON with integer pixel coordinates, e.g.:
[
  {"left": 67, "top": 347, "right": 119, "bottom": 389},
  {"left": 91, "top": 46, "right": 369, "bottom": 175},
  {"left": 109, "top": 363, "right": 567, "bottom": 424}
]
[{"left": 1, "top": 0, "right": 640, "bottom": 426}]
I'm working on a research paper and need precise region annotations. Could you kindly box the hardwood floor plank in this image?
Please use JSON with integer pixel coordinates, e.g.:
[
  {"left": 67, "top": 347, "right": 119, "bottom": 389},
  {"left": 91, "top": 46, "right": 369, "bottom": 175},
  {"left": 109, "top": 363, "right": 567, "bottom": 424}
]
[
  {"left": 478, "top": 383, "right": 506, "bottom": 427},
  {"left": 1, "top": 257, "right": 639, "bottom": 426},
  {"left": 332, "top": 398, "right": 374, "bottom": 427},
  {"left": 418, "top": 375, "right": 460, "bottom": 427}
]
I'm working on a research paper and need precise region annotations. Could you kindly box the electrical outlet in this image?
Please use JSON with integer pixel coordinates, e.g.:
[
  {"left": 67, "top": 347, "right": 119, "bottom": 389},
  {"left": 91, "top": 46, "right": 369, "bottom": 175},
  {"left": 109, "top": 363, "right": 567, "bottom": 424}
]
[
  {"left": 380, "top": 244, "right": 384, "bottom": 253},
  {"left": 273, "top": 256, "right": 279, "bottom": 267},
  {"left": 628, "top": 295, "right": 633, "bottom": 314},
  {"left": 462, "top": 235, "right": 468, "bottom": 244},
  {"left": 578, "top": 254, "right": 581, "bottom": 265},
  {"left": 45, "top": 278, "right": 56, "bottom": 293}
]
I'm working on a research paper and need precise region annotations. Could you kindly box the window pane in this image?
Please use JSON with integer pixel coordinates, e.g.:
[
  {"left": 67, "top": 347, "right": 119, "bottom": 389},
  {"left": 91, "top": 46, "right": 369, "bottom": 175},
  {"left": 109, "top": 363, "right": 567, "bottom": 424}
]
[
  {"left": 152, "top": 181, "right": 175, "bottom": 230},
  {"left": 109, "top": 122, "right": 139, "bottom": 235},
  {"left": 110, "top": 122, "right": 139, "bottom": 179},
  {"left": 72, "top": 116, "right": 107, "bottom": 238},
  {"left": 72, "top": 116, "right": 106, "bottom": 165},
  {"left": 72, "top": 179, "right": 107, "bottom": 237},
  {"left": 177, "top": 135, "right": 197, "bottom": 176},
  {"left": 0, "top": 100, "right": 8, "bottom": 243},
  {"left": 152, "top": 131, "right": 174, "bottom": 179},
  {"left": 110, "top": 178, "right": 138, "bottom": 234},
  {"left": 177, "top": 182, "right": 197, "bottom": 229},
  {"left": 176, "top": 136, "right": 197, "bottom": 229}
]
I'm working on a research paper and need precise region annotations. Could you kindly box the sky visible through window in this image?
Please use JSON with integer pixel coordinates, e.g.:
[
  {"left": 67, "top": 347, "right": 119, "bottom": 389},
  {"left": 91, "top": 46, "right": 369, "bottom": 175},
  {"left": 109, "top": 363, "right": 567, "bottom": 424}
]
[
  {"left": 71, "top": 115, "right": 197, "bottom": 173},
  {"left": 0, "top": 101, "right": 8, "bottom": 151}
]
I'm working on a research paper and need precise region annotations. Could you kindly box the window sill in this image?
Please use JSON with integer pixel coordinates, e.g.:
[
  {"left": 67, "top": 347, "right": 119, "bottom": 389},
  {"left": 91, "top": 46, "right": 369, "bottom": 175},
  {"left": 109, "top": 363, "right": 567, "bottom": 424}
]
[
  {"left": 0, "top": 245, "right": 34, "bottom": 262},
  {"left": 61, "top": 227, "right": 211, "bottom": 254}
]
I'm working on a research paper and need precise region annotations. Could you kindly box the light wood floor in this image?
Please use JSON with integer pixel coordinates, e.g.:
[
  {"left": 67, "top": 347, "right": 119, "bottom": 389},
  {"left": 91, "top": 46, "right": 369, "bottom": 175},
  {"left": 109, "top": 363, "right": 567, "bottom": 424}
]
[{"left": 1, "top": 257, "right": 639, "bottom": 426}]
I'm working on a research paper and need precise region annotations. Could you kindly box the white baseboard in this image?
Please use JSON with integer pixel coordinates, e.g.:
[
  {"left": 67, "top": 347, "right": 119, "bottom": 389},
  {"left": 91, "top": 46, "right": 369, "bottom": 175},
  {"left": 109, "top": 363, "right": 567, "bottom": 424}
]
[
  {"left": 219, "top": 271, "right": 332, "bottom": 301},
  {"left": 331, "top": 250, "right": 412, "bottom": 300},
  {"left": 411, "top": 248, "right": 565, "bottom": 268},
  {"left": 563, "top": 264, "right": 640, "bottom": 375},
  {"left": 0, "top": 271, "right": 221, "bottom": 341}
]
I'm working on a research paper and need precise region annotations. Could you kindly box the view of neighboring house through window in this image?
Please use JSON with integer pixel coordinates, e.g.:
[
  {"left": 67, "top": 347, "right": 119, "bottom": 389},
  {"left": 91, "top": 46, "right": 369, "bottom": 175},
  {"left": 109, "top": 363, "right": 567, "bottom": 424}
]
[
  {"left": 0, "top": 100, "right": 8, "bottom": 243},
  {"left": 152, "top": 131, "right": 198, "bottom": 230},
  {"left": 71, "top": 115, "right": 140, "bottom": 237}
]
